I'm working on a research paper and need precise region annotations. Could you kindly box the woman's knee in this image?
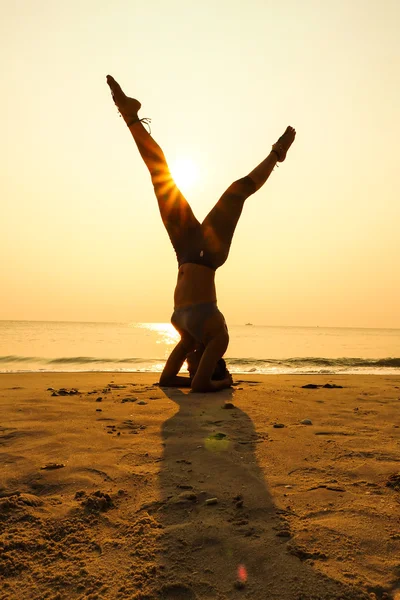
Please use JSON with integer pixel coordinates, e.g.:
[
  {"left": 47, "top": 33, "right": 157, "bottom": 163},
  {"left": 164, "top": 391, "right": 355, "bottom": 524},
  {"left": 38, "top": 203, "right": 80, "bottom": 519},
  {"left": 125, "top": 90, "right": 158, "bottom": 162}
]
[{"left": 229, "top": 176, "right": 257, "bottom": 198}]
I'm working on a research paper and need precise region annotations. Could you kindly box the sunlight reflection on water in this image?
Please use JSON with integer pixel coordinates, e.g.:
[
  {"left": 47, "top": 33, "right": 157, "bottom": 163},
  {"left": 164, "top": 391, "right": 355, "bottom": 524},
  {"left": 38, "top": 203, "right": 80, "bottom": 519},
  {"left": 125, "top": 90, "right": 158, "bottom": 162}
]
[{"left": 134, "top": 322, "right": 179, "bottom": 346}]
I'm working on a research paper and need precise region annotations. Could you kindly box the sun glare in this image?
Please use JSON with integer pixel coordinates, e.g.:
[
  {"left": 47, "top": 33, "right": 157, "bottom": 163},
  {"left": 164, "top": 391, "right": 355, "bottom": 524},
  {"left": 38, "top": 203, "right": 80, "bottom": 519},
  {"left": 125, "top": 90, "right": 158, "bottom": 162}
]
[
  {"left": 136, "top": 322, "right": 179, "bottom": 345},
  {"left": 171, "top": 157, "right": 199, "bottom": 189}
]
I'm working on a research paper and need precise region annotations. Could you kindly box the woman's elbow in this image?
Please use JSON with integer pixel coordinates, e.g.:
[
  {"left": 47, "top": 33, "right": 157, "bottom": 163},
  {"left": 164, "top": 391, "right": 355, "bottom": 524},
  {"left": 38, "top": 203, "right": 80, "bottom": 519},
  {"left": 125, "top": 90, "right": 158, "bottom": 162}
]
[
  {"left": 191, "top": 381, "right": 209, "bottom": 393},
  {"left": 159, "top": 374, "right": 173, "bottom": 386},
  {"left": 190, "top": 375, "right": 212, "bottom": 393}
]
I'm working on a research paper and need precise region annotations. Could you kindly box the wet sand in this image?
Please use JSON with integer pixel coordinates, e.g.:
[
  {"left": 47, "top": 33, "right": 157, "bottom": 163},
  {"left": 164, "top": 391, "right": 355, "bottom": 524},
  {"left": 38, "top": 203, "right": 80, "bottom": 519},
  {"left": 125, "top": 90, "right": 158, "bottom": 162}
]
[{"left": 0, "top": 373, "right": 399, "bottom": 600}]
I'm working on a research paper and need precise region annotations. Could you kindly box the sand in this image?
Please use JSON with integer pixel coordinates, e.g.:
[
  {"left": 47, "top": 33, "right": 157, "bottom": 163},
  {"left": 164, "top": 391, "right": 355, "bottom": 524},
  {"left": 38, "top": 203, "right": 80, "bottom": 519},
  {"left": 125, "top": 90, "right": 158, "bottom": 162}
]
[{"left": 0, "top": 373, "right": 399, "bottom": 600}]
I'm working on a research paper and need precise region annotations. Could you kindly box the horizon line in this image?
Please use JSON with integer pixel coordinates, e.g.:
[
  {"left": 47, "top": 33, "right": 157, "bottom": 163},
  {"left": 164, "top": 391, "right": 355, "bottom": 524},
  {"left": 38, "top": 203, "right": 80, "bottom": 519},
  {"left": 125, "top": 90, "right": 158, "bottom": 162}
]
[{"left": 0, "top": 319, "right": 399, "bottom": 331}]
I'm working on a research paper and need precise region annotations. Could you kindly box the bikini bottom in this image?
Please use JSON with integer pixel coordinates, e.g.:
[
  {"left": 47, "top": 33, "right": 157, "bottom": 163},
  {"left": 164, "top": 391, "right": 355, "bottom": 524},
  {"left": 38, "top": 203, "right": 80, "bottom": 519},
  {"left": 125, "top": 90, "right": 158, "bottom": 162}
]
[{"left": 171, "top": 302, "right": 225, "bottom": 343}]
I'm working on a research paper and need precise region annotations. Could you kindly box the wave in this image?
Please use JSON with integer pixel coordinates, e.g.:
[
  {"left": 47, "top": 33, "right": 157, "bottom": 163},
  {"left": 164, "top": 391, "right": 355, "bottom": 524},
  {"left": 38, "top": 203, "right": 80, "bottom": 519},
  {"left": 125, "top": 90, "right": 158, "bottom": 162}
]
[
  {"left": 0, "top": 355, "right": 158, "bottom": 365},
  {"left": 226, "top": 357, "right": 400, "bottom": 368},
  {"left": 1, "top": 355, "right": 400, "bottom": 372}
]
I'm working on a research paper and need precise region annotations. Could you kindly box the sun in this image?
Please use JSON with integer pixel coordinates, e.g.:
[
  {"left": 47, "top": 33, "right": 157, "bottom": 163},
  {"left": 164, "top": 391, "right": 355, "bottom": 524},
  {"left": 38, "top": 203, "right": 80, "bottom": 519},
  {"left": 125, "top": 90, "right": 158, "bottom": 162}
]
[{"left": 170, "top": 157, "right": 199, "bottom": 190}]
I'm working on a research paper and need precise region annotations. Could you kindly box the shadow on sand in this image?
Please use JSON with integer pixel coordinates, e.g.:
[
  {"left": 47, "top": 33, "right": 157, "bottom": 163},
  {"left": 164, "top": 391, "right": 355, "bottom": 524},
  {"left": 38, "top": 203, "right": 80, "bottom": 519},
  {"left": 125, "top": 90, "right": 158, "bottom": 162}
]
[{"left": 151, "top": 386, "right": 370, "bottom": 600}]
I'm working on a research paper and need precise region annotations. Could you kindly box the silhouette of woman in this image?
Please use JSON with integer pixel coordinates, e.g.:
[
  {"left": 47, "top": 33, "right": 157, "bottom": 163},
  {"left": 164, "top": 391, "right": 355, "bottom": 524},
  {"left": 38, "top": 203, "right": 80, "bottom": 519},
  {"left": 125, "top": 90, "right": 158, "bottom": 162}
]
[{"left": 107, "top": 75, "right": 295, "bottom": 392}]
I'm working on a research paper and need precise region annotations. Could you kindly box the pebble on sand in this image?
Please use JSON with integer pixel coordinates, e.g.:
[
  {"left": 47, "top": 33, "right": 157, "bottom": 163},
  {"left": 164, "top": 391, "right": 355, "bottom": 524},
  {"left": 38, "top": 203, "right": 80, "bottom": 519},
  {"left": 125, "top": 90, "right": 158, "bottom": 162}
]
[
  {"left": 276, "top": 530, "right": 292, "bottom": 538},
  {"left": 300, "top": 419, "right": 313, "bottom": 425},
  {"left": 56, "top": 388, "right": 79, "bottom": 395},
  {"left": 323, "top": 383, "right": 344, "bottom": 388},
  {"left": 205, "top": 497, "right": 218, "bottom": 505}
]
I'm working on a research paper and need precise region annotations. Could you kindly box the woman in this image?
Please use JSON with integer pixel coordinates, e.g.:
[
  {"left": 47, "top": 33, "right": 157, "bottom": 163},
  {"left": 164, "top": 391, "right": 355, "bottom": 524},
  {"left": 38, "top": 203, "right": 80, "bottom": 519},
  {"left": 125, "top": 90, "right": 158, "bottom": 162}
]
[{"left": 107, "top": 75, "right": 295, "bottom": 392}]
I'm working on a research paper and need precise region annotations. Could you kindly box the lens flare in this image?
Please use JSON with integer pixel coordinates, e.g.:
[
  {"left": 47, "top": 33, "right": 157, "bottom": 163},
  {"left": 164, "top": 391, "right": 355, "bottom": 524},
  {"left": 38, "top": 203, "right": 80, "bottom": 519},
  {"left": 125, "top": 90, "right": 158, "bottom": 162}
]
[
  {"left": 237, "top": 564, "right": 247, "bottom": 582},
  {"left": 204, "top": 432, "right": 230, "bottom": 452}
]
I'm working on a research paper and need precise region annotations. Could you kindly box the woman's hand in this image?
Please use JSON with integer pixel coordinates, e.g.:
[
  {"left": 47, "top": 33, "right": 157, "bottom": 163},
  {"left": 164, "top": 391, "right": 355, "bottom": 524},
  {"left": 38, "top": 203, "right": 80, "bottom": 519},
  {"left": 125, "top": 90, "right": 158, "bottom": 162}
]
[{"left": 226, "top": 372, "right": 233, "bottom": 387}]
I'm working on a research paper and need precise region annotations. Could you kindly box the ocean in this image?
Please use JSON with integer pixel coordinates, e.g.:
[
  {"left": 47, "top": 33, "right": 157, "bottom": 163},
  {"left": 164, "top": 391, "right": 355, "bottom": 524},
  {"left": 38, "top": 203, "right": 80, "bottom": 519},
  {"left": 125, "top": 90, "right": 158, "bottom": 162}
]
[{"left": 0, "top": 320, "right": 399, "bottom": 375}]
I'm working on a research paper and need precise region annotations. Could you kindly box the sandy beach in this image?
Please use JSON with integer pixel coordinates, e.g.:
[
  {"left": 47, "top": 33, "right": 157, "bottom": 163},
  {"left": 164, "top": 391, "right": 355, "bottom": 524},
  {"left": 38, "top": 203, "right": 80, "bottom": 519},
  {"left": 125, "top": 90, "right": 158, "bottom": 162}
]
[{"left": 0, "top": 373, "right": 399, "bottom": 599}]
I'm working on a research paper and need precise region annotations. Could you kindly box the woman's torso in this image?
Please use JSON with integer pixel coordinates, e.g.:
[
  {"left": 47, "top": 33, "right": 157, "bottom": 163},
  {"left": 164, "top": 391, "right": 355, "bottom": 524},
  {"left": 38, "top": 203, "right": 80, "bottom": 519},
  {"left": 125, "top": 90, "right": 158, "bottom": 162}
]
[{"left": 174, "top": 263, "right": 217, "bottom": 308}]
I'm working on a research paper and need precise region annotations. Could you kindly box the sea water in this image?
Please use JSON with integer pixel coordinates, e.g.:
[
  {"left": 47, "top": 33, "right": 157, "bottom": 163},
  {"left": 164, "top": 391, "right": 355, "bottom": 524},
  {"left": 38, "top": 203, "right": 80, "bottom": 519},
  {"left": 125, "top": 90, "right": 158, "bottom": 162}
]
[{"left": 1, "top": 320, "right": 399, "bottom": 374}]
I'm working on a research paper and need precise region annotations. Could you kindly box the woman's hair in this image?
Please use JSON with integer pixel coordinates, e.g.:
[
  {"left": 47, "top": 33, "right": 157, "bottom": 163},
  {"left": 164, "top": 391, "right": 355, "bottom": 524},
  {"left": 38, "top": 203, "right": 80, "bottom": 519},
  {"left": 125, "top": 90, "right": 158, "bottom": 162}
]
[{"left": 211, "top": 357, "right": 228, "bottom": 381}]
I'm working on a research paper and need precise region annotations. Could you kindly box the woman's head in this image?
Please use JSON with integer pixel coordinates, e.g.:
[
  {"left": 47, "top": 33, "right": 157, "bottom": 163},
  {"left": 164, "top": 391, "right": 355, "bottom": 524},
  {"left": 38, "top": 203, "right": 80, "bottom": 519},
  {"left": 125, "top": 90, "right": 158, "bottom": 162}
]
[
  {"left": 186, "top": 345, "right": 228, "bottom": 381},
  {"left": 211, "top": 357, "right": 228, "bottom": 380}
]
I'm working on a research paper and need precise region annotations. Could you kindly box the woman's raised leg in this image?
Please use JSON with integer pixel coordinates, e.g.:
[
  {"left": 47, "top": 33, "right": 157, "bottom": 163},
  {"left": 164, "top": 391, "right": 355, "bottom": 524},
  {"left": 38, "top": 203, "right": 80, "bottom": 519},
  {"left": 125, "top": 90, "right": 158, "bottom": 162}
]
[
  {"left": 106, "top": 75, "right": 200, "bottom": 244},
  {"left": 201, "top": 126, "right": 296, "bottom": 268}
]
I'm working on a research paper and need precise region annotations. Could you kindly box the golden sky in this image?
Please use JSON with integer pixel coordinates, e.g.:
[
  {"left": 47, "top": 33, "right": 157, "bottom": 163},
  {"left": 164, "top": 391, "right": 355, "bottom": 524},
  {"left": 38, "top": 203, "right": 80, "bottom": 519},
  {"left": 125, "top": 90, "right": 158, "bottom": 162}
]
[{"left": 1, "top": 0, "right": 399, "bottom": 327}]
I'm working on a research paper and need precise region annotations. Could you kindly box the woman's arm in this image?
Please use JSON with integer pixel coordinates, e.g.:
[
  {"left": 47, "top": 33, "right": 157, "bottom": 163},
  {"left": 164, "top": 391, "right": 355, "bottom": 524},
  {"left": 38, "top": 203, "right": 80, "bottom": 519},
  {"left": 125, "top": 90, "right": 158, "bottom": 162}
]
[
  {"left": 159, "top": 339, "right": 193, "bottom": 387},
  {"left": 190, "top": 333, "right": 231, "bottom": 393}
]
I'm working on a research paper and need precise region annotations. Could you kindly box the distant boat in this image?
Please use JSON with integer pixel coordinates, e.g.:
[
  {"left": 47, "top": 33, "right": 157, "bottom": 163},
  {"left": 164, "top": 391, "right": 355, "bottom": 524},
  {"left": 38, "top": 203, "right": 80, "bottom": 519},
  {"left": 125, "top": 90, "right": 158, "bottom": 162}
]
[{"left": 245, "top": 323, "right": 253, "bottom": 326}]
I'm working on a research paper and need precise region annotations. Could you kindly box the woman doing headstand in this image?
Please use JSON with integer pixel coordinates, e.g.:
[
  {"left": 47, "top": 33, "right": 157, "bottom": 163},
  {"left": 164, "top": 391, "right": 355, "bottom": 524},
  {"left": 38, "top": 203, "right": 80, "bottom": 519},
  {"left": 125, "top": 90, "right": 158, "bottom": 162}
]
[{"left": 107, "top": 75, "right": 295, "bottom": 392}]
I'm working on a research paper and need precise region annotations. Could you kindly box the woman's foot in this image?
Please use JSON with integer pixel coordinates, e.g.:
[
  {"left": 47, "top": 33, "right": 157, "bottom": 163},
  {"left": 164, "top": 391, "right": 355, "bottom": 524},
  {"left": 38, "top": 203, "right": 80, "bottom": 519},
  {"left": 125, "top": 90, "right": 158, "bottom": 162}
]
[
  {"left": 106, "top": 75, "right": 141, "bottom": 124},
  {"left": 271, "top": 126, "right": 296, "bottom": 162}
]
